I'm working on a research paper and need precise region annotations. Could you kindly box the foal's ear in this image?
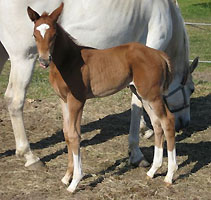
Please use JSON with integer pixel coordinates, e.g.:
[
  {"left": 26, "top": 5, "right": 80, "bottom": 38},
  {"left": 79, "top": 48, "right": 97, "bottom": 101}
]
[
  {"left": 27, "top": 6, "right": 40, "bottom": 22},
  {"left": 49, "top": 2, "right": 64, "bottom": 23}
]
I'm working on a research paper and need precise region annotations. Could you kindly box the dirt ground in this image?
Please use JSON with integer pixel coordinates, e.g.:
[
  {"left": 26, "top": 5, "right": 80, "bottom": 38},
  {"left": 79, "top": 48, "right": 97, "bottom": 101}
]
[{"left": 0, "top": 72, "right": 211, "bottom": 200}]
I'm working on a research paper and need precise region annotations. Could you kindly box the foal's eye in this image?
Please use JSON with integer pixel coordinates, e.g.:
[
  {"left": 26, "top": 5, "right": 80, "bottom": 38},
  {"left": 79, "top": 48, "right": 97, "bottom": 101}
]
[{"left": 33, "top": 34, "right": 37, "bottom": 39}]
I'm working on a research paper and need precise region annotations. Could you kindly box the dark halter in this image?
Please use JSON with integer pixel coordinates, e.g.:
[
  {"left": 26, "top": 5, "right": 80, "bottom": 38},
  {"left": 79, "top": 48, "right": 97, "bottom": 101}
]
[{"left": 163, "top": 84, "right": 189, "bottom": 113}]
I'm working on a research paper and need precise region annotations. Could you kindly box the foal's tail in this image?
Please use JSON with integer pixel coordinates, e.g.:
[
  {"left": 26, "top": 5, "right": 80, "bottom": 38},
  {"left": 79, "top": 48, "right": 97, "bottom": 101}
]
[{"left": 160, "top": 53, "right": 173, "bottom": 92}]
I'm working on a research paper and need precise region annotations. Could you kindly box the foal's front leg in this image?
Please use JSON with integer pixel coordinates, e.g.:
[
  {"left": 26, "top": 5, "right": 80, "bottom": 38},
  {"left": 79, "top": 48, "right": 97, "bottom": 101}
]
[
  {"left": 61, "top": 100, "right": 74, "bottom": 185},
  {"left": 65, "top": 95, "right": 84, "bottom": 193}
]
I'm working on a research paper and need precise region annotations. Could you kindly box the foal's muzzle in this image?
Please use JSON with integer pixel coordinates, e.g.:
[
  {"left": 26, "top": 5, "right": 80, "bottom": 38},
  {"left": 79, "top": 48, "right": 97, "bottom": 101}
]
[{"left": 38, "top": 56, "right": 52, "bottom": 68}]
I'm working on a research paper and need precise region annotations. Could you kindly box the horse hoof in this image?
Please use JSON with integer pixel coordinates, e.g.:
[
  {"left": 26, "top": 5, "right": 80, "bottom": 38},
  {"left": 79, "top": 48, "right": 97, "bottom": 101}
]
[
  {"left": 139, "top": 157, "right": 150, "bottom": 168},
  {"left": 130, "top": 156, "right": 150, "bottom": 168},
  {"left": 26, "top": 160, "right": 47, "bottom": 171},
  {"left": 165, "top": 181, "right": 172, "bottom": 187},
  {"left": 143, "top": 130, "right": 154, "bottom": 139},
  {"left": 146, "top": 175, "right": 153, "bottom": 180},
  {"left": 164, "top": 176, "right": 173, "bottom": 187},
  {"left": 61, "top": 176, "right": 71, "bottom": 186}
]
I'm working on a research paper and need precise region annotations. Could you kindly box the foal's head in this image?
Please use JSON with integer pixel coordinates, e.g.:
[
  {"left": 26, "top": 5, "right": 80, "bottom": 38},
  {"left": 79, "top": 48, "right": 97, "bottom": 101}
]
[{"left": 27, "top": 3, "right": 64, "bottom": 68}]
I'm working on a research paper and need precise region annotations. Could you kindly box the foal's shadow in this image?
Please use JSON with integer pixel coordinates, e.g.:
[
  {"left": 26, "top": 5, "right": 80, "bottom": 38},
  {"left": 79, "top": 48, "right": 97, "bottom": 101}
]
[
  {"left": 174, "top": 94, "right": 211, "bottom": 179},
  {"left": 40, "top": 110, "right": 131, "bottom": 162},
  {"left": 176, "top": 94, "right": 211, "bottom": 141},
  {"left": 1, "top": 95, "right": 211, "bottom": 181}
]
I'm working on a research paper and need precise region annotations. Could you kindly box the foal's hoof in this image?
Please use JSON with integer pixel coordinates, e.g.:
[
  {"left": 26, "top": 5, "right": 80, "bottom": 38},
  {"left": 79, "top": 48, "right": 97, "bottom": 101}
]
[
  {"left": 164, "top": 176, "right": 173, "bottom": 187},
  {"left": 164, "top": 181, "right": 172, "bottom": 187},
  {"left": 146, "top": 175, "right": 153, "bottom": 180},
  {"left": 26, "top": 160, "right": 47, "bottom": 171}
]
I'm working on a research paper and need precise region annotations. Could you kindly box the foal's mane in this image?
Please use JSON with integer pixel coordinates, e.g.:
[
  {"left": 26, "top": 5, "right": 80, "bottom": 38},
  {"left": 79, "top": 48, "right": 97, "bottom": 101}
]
[{"left": 56, "top": 23, "right": 81, "bottom": 46}]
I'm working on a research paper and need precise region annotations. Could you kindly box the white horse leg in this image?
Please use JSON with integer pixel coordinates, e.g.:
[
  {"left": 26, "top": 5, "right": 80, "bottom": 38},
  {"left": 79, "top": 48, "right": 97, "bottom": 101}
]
[
  {"left": 4, "top": 55, "right": 42, "bottom": 168},
  {"left": 128, "top": 93, "right": 149, "bottom": 167},
  {"left": 140, "top": 114, "right": 154, "bottom": 139},
  {"left": 139, "top": 8, "right": 173, "bottom": 139},
  {"left": 0, "top": 41, "right": 9, "bottom": 75}
]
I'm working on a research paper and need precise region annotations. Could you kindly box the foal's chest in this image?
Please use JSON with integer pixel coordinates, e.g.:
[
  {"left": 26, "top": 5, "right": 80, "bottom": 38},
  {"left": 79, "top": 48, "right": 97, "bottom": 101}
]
[{"left": 49, "top": 64, "right": 69, "bottom": 102}]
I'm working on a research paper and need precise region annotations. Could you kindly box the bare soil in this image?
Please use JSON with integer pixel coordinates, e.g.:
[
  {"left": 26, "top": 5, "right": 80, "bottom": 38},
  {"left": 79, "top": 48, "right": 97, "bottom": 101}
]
[{"left": 0, "top": 75, "right": 211, "bottom": 200}]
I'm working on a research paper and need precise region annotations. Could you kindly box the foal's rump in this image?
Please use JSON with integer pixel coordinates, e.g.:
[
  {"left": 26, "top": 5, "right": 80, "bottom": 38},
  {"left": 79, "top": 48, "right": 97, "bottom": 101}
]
[{"left": 126, "top": 43, "right": 173, "bottom": 99}]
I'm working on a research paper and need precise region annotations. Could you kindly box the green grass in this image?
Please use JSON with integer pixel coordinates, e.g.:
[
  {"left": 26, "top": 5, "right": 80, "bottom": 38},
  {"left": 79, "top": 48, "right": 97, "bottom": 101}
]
[
  {"left": 187, "top": 25, "right": 211, "bottom": 63},
  {"left": 27, "top": 64, "right": 55, "bottom": 99},
  {"left": 0, "top": 62, "right": 55, "bottom": 100},
  {"left": 178, "top": 0, "right": 211, "bottom": 22}
]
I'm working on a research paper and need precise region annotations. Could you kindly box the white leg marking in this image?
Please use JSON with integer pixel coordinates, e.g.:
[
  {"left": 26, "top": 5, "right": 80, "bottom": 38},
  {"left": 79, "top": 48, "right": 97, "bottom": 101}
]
[
  {"left": 36, "top": 24, "right": 50, "bottom": 38},
  {"left": 61, "top": 172, "right": 72, "bottom": 186},
  {"left": 164, "top": 148, "right": 178, "bottom": 184},
  {"left": 67, "top": 153, "right": 83, "bottom": 193},
  {"left": 147, "top": 146, "right": 163, "bottom": 178}
]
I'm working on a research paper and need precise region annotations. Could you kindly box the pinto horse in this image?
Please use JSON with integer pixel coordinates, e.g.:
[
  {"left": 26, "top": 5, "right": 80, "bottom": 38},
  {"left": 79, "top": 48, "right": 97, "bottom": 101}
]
[{"left": 28, "top": 3, "right": 178, "bottom": 192}]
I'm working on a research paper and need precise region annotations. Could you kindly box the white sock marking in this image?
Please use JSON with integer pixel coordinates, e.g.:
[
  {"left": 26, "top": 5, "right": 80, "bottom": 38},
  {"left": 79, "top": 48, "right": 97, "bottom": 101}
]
[
  {"left": 147, "top": 146, "right": 163, "bottom": 178},
  {"left": 67, "top": 153, "right": 83, "bottom": 192},
  {"left": 36, "top": 24, "right": 50, "bottom": 38},
  {"left": 164, "top": 148, "right": 178, "bottom": 184}
]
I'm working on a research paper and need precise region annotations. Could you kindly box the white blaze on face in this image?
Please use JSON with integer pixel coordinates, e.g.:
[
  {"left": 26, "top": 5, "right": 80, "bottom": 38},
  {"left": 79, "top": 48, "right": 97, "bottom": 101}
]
[{"left": 36, "top": 24, "right": 50, "bottom": 38}]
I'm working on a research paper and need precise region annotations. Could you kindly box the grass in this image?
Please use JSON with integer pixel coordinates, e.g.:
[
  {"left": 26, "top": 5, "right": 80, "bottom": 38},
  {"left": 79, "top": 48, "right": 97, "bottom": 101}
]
[
  {"left": 27, "top": 65, "right": 55, "bottom": 99},
  {"left": 0, "top": 63, "right": 55, "bottom": 100},
  {"left": 178, "top": 0, "right": 211, "bottom": 22}
]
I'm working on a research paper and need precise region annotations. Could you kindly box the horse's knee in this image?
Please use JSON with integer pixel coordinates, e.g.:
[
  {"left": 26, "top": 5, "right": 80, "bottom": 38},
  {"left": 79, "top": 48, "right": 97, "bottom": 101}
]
[
  {"left": 66, "top": 134, "right": 81, "bottom": 151},
  {"left": 5, "top": 95, "right": 24, "bottom": 117}
]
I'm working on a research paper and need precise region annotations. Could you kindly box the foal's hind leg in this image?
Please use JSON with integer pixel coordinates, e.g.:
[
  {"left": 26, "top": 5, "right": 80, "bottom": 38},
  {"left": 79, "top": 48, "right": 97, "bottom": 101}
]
[
  {"left": 145, "top": 98, "right": 178, "bottom": 184},
  {"left": 144, "top": 102, "right": 164, "bottom": 178}
]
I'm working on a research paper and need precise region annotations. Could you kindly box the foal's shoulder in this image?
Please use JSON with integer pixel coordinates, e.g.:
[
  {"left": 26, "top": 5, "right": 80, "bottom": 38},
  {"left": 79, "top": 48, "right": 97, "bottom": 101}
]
[{"left": 81, "top": 48, "right": 96, "bottom": 63}]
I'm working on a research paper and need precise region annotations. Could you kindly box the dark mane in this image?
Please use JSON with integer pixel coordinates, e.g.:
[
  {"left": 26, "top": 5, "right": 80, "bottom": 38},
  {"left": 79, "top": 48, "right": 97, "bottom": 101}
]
[{"left": 56, "top": 23, "right": 81, "bottom": 46}]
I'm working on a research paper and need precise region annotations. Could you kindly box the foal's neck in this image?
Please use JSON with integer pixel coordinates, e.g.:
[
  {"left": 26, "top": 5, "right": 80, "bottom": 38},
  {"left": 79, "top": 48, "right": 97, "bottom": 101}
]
[{"left": 52, "top": 24, "right": 83, "bottom": 69}]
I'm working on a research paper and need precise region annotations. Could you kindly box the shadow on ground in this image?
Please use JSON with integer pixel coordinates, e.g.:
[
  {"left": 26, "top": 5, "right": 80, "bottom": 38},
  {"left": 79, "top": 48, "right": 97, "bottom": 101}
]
[{"left": 1, "top": 95, "right": 210, "bottom": 184}]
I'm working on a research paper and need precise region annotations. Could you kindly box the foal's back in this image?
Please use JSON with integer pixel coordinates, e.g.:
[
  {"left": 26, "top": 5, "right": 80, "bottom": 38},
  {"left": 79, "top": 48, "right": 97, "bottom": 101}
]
[{"left": 81, "top": 42, "right": 172, "bottom": 99}]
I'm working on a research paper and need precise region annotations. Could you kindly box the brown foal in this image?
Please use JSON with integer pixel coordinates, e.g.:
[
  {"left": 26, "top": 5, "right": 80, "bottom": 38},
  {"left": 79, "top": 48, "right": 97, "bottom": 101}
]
[{"left": 28, "top": 3, "right": 177, "bottom": 192}]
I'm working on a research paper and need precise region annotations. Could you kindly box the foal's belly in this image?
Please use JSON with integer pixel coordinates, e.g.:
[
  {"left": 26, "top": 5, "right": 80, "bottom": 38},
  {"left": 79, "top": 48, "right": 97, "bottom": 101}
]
[{"left": 90, "top": 77, "right": 131, "bottom": 98}]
